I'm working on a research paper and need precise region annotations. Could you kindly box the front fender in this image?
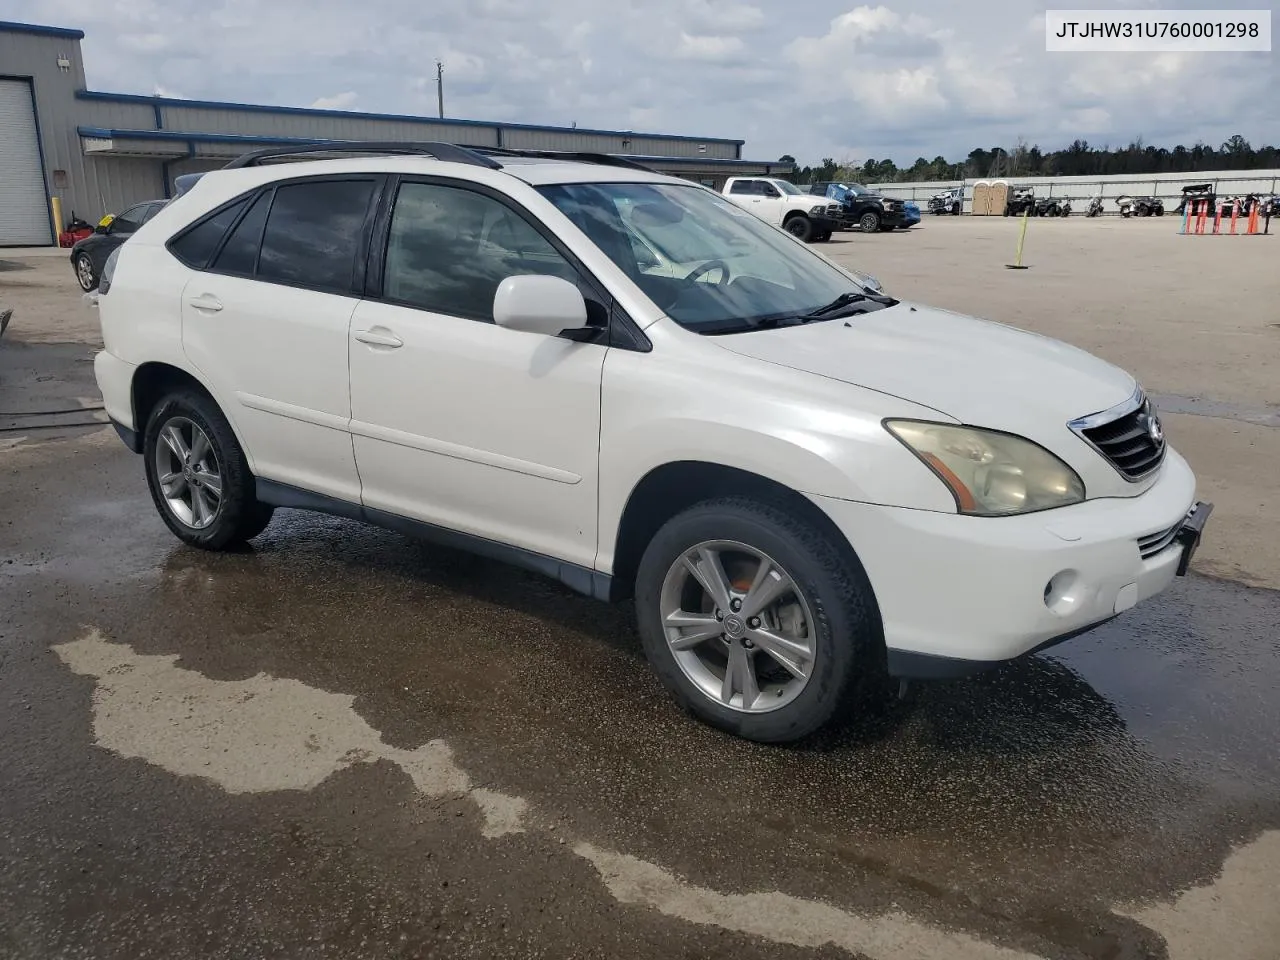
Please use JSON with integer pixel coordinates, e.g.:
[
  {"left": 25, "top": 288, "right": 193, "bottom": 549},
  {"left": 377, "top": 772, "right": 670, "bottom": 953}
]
[{"left": 596, "top": 329, "right": 957, "bottom": 570}]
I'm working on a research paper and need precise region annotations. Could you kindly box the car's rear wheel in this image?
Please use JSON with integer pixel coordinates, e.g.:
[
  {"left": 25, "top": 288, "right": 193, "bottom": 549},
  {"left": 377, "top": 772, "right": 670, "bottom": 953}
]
[
  {"left": 951, "top": 203, "right": 961, "bottom": 215},
  {"left": 635, "top": 497, "right": 882, "bottom": 743},
  {"left": 143, "top": 389, "right": 274, "bottom": 550},
  {"left": 783, "top": 215, "right": 813, "bottom": 242},
  {"left": 859, "top": 211, "right": 881, "bottom": 233},
  {"left": 74, "top": 253, "right": 97, "bottom": 292}
]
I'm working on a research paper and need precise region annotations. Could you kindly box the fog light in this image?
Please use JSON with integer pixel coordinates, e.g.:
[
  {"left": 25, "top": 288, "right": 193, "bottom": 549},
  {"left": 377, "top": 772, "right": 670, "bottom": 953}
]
[{"left": 1043, "top": 570, "right": 1081, "bottom": 616}]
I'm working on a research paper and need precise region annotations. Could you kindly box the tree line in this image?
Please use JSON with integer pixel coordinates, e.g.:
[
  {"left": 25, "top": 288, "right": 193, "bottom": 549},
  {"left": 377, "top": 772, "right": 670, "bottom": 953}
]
[{"left": 780, "top": 135, "right": 1279, "bottom": 185}]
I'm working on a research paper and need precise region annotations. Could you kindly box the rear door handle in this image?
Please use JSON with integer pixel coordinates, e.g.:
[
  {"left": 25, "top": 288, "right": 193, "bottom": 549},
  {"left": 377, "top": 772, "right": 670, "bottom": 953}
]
[
  {"left": 186, "top": 294, "right": 223, "bottom": 313},
  {"left": 354, "top": 328, "right": 403, "bottom": 348}
]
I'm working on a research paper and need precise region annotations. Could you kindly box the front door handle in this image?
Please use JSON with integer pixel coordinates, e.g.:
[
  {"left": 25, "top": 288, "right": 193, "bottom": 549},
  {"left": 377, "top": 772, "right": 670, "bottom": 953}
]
[
  {"left": 354, "top": 328, "right": 403, "bottom": 348},
  {"left": 187, "top": 294, "right": 223, "bottom": 312}
]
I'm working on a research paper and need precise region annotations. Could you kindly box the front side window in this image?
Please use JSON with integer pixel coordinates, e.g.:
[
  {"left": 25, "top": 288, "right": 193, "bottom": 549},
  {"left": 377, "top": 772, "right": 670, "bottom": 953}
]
[
  {"left": 774, "top": 181, "right": 803, "bottom": 196},
  {"left": 539, "top": 182, "right": 886, "bottom": 334},
  {"left": 382, "top": 181, "right": 578, "bottom": 321},
  {"left": 257, "top": 180, "right": 376, "bottom": 294}
]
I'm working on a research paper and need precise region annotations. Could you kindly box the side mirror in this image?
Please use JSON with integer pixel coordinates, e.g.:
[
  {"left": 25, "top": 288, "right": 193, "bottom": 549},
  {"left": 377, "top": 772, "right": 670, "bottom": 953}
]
[{"left": 493, "top": 274, "right": 588, "bottom": 338}]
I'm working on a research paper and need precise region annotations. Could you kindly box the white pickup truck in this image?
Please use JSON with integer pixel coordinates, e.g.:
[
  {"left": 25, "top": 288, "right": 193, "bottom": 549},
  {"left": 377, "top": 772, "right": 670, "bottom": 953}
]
[{"left": 721, "top": 177, "right": 841, "bottom": 243}]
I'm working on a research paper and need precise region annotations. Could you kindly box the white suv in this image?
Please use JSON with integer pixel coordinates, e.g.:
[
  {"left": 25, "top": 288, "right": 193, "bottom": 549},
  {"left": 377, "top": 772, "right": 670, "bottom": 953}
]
[{"left": 93, "top": 142, "right": 1211, "bottom": 743}]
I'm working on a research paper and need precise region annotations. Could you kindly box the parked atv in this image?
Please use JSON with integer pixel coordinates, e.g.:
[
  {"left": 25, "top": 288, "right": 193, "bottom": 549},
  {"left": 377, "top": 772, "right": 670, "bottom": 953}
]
[
  {"left": 1034, "top": 196, "right": 1071, "bottom": 217},
  {"left": 1085, "top": 195, "right": 1105, "bottom": 217},
  {"left": 1116, "top": 195, "right": 1164, "bottom": 217},
  {"left": 928, "top": 186, "right": 963, "bottom": 215},
  {"left": 1004, "top": 187, "right": 1035, "bottom": 216}
]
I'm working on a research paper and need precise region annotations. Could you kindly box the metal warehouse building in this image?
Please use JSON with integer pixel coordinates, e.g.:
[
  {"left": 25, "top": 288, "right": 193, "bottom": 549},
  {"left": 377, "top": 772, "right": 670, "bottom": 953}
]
[{"left": 1, "top": 20, "right": 791, "bottom": 246}]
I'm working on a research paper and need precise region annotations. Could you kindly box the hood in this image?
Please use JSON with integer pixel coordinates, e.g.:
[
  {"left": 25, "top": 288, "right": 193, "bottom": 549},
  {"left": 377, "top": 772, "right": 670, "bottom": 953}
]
[{"left": 712, "top": 302, "right": 1136, "bottom": 441}]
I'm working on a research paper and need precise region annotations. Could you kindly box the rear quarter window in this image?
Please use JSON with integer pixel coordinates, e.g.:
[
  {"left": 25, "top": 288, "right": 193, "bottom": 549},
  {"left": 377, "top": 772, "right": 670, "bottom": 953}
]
[{"left": 168, "top": 198, "right": 251, "bottom": 269}]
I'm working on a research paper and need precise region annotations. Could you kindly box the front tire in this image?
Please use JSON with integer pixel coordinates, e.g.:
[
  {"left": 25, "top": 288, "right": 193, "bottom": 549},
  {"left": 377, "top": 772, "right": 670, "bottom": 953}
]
[
  {"left": 951, "top": 203, "right": 961, "bottom": 215},
  {"left": 635, "top": 498, "right": 882, "bottom": 743},
  {"left": 143, "top": 389, "right": 274, "bottom": 550},
  {"left": 783, "top": 215, "right": 813, "bottom": 242},
  {"left": 859, "top": 211, "right": 881, "bottom": 233}
]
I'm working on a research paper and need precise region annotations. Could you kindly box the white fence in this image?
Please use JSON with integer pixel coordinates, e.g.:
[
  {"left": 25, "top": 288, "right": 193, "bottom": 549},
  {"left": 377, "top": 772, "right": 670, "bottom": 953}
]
[{"left": 868, "top": 170, "right": 1280, "bottom": 214}]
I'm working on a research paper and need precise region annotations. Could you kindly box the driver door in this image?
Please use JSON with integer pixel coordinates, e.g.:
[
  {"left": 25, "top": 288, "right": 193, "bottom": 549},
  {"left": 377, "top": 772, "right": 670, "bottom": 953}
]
[
  {"left": 752, "top": 181, "right": 787, "bottom": 226},
  {"left": 348, "top": 178, "right": 608, "bottom": 568}
]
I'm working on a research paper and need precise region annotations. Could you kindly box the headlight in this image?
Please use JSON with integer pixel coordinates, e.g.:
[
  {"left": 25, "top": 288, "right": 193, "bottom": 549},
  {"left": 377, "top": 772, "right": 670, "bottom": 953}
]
[
  {"left": 885, "top": 421, "right": 1085, "bottom": 516},
  {"left": 99, "top": 247, "right": 121, "bottom": 296},
  {"left": 809, "top": 204, "right": 827, "bottom": 216}
]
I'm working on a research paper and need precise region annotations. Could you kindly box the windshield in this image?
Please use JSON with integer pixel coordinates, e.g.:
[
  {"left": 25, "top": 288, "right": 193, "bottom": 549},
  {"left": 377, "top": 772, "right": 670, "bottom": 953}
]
[
  {"left": 538, "top": 182, "right": 886, "bottom": 334},
  {"left": 774, "top": 180, "right": 804, "bottom": 195}
]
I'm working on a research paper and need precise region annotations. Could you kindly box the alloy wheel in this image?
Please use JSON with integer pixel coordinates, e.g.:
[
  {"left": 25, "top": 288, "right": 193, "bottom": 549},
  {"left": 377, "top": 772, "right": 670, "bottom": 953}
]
[
  {"left": 75, "top": 255, "right": 95, "bottom": 291},
  {"left": 153, "top": 416, "right": 223, "bottom": 529},
  {"left": 659, "top": 540, "right": 816, "bottom": 713}
]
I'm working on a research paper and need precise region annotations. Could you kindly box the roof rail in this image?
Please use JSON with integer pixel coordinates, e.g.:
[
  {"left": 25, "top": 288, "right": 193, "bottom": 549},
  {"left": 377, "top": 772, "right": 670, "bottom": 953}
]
[
  {"left": 223, "top": 141, "right": 503, "bottom": 170},
  {"left": 477, "top": 148, "right": 655, "bottom": 172}
]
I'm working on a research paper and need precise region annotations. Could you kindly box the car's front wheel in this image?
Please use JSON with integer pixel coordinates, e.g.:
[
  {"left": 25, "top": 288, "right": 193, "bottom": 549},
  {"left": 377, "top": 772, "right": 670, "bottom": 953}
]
[
  {"left": 143, "top": 389, "right": 274, "bottom": 550},
  {"left": 74, "top": 252, "right": 97, "bottom": 292},
  {"left": 635, "top": 497, "right": 882, "bottom": 743},
  {"left": 783, "top": 215, "right": 813, "bottom": 242},
  {"left": 859, "top": 211, "right": 881, "bottom": 233}
]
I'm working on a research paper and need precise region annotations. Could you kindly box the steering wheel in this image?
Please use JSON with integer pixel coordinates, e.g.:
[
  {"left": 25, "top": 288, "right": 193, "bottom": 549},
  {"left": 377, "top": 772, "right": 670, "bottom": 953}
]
[{"left": 683, "top": 259, "right": 730, "bottom": 288}]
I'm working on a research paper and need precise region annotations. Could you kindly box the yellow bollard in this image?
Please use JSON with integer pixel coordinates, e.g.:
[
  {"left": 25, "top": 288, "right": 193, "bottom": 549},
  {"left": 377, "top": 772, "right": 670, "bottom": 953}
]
[
  {"left": 1006, "top": 207, "right": 1031, "bottom": 269},
  {"left": 51, "top": 195, "right": 64, "bottom": 241}
]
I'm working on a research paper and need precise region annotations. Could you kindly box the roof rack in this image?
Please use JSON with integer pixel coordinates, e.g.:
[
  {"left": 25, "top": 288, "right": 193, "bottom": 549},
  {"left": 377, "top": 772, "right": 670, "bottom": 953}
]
[
  {"left": 476, "top": 147, "right": 655, "bottom": 172},
  {"left": 223, "top": 141, "right": 502, "bottom": 170}
]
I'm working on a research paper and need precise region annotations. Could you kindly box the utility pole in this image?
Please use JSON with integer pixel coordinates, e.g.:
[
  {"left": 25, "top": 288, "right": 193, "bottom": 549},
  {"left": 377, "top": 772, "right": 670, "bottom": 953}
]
[{"left": 436, "top": 60, "right": 444, "bottom": 119}]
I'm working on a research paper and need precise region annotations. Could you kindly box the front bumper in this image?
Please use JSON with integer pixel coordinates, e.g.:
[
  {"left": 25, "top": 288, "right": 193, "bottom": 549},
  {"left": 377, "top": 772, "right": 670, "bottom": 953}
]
[{"left": 809, "top": 449, "right": 1208, "bottom": 677}]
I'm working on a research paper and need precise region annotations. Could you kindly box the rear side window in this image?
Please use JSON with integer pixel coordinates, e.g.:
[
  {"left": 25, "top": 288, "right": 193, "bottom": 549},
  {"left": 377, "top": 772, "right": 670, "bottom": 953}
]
[
  {"left": 729, "top": 181, "right": 755, "bottom": 195},
  {"left": 257, "top": 180, "right": 376, "bottom": 294},
  {"left": 211, "top": 190, "right": 272, "bottom": 276},
  {"left": 170, "top": 197, "right": 250, "bottom": 268}
]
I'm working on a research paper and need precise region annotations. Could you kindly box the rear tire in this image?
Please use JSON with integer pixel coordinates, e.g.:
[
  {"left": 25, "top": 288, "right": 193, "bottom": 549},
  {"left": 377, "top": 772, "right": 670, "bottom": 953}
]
[
  {"left": 635, "top": 497, "right": 882, "bottom": 743},
  {"left": 783, "top": 215, "right": 813, "bottom": 242},
  {"left": 74, "top": 252, "right": 97, "bottom": 292},
  {"left": 951, "top": 203, "right": 961, "bottom": 215},
  {"left": 143, "top": 389, "right": 274, "bottom": 550}
]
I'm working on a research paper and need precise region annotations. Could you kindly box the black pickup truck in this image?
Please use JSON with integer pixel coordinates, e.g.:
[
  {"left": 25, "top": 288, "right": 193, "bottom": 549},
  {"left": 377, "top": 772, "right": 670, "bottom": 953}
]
[{"left": 806, "top": 181, "right": 907, "bottom": 233}]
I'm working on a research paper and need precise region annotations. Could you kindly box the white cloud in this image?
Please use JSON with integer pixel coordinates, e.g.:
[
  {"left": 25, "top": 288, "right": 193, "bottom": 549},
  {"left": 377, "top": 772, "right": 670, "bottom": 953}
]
[
  {"left": 674, "top": 32, "right": 746, "bottom": 61},
  {"left": 9, "top": 0, "right": 1277, "bottom": 167},
  {"left": 310, "top": 91, "right": 358, "bottom": 109}
]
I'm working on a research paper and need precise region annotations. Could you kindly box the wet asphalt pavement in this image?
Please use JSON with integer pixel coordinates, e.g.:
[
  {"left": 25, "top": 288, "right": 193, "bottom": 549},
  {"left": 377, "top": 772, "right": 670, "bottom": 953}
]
[{"left": 3, "top": 430, "right": 1278, "bottom": 960}]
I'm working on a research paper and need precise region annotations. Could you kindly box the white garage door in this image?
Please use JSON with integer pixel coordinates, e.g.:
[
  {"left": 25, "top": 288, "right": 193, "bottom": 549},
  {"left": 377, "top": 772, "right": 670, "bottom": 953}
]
[{"left": 0, "top": 80, "right": 50, "bottom": 246}]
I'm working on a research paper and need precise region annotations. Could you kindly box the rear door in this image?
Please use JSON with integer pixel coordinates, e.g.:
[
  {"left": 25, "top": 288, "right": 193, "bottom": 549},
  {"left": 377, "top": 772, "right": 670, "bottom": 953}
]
[{"left": 176, "top": 176, "right": 381, "bottom": 503}]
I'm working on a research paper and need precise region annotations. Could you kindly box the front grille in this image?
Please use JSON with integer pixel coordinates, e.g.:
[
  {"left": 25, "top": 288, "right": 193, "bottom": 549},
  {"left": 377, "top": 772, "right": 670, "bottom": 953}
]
[
  {"left": 1072, "top": 393, "right": 1166, "bottom": 480},
  {"left": 1137, "top": 520, "right": 1182, "bottom": 559}
]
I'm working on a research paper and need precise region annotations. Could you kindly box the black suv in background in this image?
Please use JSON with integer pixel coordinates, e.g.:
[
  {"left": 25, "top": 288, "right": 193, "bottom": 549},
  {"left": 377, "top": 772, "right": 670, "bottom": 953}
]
[{"left": 806, "top": 182, "right": 905, "bottom": 233}]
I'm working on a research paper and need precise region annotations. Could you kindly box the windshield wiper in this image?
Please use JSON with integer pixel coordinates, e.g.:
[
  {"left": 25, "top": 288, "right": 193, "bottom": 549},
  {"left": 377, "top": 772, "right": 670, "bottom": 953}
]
[{"left": 801, "top": 291, "right": 871, "bottom": 318}]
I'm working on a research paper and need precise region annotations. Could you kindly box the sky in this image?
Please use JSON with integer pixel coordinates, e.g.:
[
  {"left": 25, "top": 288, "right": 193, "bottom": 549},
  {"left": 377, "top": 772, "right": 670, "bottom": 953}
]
[{"left": 11, "top": 0, "right": 1279, "bottom": 167}]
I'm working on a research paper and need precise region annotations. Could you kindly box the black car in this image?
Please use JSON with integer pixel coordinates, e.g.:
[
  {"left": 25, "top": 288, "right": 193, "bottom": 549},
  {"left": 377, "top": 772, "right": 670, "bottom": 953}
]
[
  {"left": 1004, "top": 187, "right": 1036, "bottom": 216},
  {"left": 806, "top": 181, "right": 906, "bottom": 233},
  {"left": 70, "top": 199, "right": 167, "bottom": 292}
]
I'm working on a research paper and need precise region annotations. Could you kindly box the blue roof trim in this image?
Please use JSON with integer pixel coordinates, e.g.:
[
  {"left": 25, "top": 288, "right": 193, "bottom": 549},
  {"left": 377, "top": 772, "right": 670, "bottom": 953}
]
[
  {"left": 76, "top": 126, "right": 788, "bottom": 169},
  {"left": 75, "top": 90, "right": 745, "bottom": 146},
  {"left": 0, "top": 20, "right": 85, "bottom": 39}
]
